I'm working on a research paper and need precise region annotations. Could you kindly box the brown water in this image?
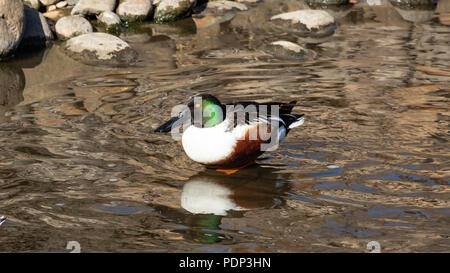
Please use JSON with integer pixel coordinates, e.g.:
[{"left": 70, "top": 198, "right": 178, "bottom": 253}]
[{"left": 0, "top": 0, "right": 449, "bottom": 252}]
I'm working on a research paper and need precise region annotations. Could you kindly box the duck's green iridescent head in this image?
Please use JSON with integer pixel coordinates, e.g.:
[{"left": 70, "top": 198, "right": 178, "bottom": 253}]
[
  {"left": 153, "top": 94, "right": 224, "bottom": 133},
  {"left": 189, "top": 94, "right": 224, "bottom": 128}
]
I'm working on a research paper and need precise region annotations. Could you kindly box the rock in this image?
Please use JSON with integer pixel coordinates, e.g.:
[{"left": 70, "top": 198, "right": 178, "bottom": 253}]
[
  {"left": 42, "top": 8, "right": 66, "bottom": 21},
  {"left": 0, "top": 0, "right": 25, "bottom": 60},
  {"left": 390, "top": 0, "right": 438, "bottom": 23},
  {"left": 306, "top": 0, "right": 349, "bottom": 5},
  {"left": 116, "top": 0, "right": 153, "bottom": 22},
  {"left": 97, "top": 11, "right": 121, "bottom": 27},
  {"left": 193, "top": 0, "right": 247, "bottom": 16},
  {"left": 19, "top": 6, "right": 54, "bottom": 50},
  {"left": 270, "top": 10, "right": 336, "bottom": 43},
  {"left": 306, "top": 1, "right": 354, "bottom": 20},
  {"left": 39, "top": 0, "right": 60, "bottom": 6},
  {"left": 389, "top": 0, "right": 438, "bottom": 8},
  {"left": 63, "top": 33, "right": 138, "bottom": 66},
  {"left": 263, "top": 40, "right": 316, "bottom": 60},
  {"left": 24, "top": 0, "right": 41, "bottom": 10},
  {"left": 47, "top": 4, "right": 57, "bottom": 11},
  {"left": 154, "top": 0, "right": 196, "bottom": 23},
  {"left": 71, "top": 0, "right": 117, "bottom": 16},
  {"left": 56, "top": 1, "right": 68, "bottom": 8},
  {"left": 55, "top": 16, "right": 93, "bottom": 40},
  {"left": 67, "top": 0, "right": 79, "bottom": 5}
]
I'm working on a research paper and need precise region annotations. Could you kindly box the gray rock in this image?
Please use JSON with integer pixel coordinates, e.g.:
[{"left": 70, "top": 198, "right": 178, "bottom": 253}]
[
  {"left": 389, "top": 0, "right": 438, "bottom": 8},
  {"left": 0, "top": 0, "right": 25, "bottom": 60},
  {"left": 306, "top": 0, "right": 349, "bottom": 5},
  {"left": 71, "top": 0, "right": 117, "bottom": 16},
  {"left": 24, "top": 0, "right": 41, "bottom": 10},
  {"left": 263, "top": 40, "right": 316, "bottom": 60},
  {"left": 154, "top": 0, "right": 196, "bottom": 23},
  {"left": 19, "top": 6, "right": 54, "bottom": 50},
  {"left": 270, "top": 10, "right": 336, "bottom": 43},
  {"left": 55, "top": 15, "right": 93, "bottom": 40},
  {"left": 67, "top": 0, "right": 79, "bottom": 5},
  {"left": 97, "top": 11, "right": 121, "bottom": 26},
  {"left": 56, "top": 1, "right": 68, "bottom": 8},
  {"left": 39, "top": 0, "right": 60, "bottom": 6},
  {"left": 47, "top": 4, "right": 57, "bottom": 11},
  {"left": 194, "top": 0, "right": 247, "bottom": 16},
  {"left": 63, "top": 32, "right": 138, "bottom": 66},
  {"left": 117, "top": 0, "right": 153, "bottom": 22}
]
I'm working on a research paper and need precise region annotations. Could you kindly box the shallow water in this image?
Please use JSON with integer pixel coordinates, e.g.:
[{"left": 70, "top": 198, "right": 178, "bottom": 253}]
[{"left": 0, "top": 0, "right": 449, "bottom": 252}]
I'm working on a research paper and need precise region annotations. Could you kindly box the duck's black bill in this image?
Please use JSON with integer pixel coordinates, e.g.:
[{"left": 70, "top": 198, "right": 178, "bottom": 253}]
[{"left": 154, "top": 116, "right": 181, "bottom": 133}]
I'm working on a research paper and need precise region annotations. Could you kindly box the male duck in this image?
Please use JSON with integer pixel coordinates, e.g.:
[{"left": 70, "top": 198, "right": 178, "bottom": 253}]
[{"left": 154, "top": 94, "right": 304, "bottom": 173}]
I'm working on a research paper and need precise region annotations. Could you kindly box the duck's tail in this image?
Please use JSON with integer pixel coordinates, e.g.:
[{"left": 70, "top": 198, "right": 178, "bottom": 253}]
[{"left": 281, "top": 113, "right": 305, "bottom": 129}]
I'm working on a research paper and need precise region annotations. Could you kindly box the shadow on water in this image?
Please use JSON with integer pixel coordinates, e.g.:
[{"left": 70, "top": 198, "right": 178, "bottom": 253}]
[{"left": 157, "top": 166, "right": 290, "bottom": 244}]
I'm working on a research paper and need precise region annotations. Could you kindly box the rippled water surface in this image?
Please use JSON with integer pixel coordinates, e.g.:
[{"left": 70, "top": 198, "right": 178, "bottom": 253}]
[{"left": 0, "top": 0, "right": 449, "bottom": 252}]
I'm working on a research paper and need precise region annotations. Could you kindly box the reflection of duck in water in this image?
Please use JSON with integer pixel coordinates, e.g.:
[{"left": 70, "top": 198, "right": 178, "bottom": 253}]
[
  {"left": 154, "top": 94, "right": 304, "bottom": 174},
  {"left": 181, "top": 167, "right": 289, "bottom": 216},
  {"left": 178, "top": 166, "right": 289, "bottom": 243}
]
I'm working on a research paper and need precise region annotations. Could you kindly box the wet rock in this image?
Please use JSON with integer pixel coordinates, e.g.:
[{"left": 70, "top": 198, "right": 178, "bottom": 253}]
[
  {"left": 42, "top": 8, "right": 67, "bottom": 21},
  {"left": 71, "top": 0, "right": 117, "bottom": 16},
  {"left": 306, "top": 0, "right": 349, "bottom": 5},
  {"left": 63, "top": 32, "right": 138, "bottom": 66},
  {"left": 19, "top": 6, "right": 54, "bottom": 50},
  {"left": 98, "top": 11, "right": 121, "bottom": 27},
  {"left": 193, "top": 0, "right": 247, "bottom": 16},
  {"left": 56, "top": 1, "right": 68, "bottom": 8},
  {"left": 263, "top": 40, "right": 316, "bottom": 60},
  {"left": 47, "top": 4, "right": 57, "bottom": 11},
  {"left": 270, "top": 10, "right": 336, "bottom": 44},
  {"left": 306, "top": 1, "right": 354, "bottom": 20},
  {"left": 154, "top": 0, "right": 196, "bottom": 23},
  {"left": 390, "top": 0, "right": 438, "bottom": 23},
  {"left": 40, "top": 0, "right": 60, "bottom": 6},
  {"left": 55, "top": 16, "right": 93, "bottom": 40},
  {"left": 117, "top": 0, "right": 153, "bottom": 22},
  {"left": 0, "top": 0, "right": 25, "bottom": 60},
  {"left": 24, "top": 0, "right": 41, "bottom": 10},
  {"left": 389, "top": 0, "right": 438, "bottom": 9}
]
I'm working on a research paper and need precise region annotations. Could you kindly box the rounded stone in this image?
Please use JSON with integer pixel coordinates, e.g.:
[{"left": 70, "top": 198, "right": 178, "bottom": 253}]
[
  {"left": 117, "top": 0, "right": 153, "bottom": 22},
  {"left": 154, "top": 0, "right": 196, "bottom": 23},
  {"left": 270, "top": 10, "right": 337, "bottom": 43},
  {"left": 63, "top": 32, "right": 138, "bottom": 66},
  {"left": 0, "top": 0, "right": 25, "bottom": 60},
  {"left": 97, "top": 11, "right": 122, "bottom": 27},
  {"left": 71, "top": 0, "right": 117, "bottom": 16},
  {"left": 194, "top": 0, "right": 248, "bottom": 16},
  {"left": 55, "top": 16, "right": 93, "bottom": 40}
]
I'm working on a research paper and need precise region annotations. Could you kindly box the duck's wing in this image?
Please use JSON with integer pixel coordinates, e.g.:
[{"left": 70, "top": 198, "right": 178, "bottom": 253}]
[{"left": 224, "top": 101, "right": 297, "bottom": 129}]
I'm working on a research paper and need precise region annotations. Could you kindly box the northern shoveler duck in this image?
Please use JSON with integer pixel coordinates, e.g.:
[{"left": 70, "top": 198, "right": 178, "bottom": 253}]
[{"left": 154, "top": 94, "right": 304, "bottom": 174}]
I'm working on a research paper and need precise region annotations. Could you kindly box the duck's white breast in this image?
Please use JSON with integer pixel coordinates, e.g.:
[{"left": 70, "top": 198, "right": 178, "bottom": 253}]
[{"left": 181, "top": 121, "right": 248, "bottom": 164}]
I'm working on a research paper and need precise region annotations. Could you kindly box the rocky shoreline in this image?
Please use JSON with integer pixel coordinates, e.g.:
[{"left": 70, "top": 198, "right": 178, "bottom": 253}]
[{"left": 0, "top": 0, "right": 443, "bottom": 66}]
